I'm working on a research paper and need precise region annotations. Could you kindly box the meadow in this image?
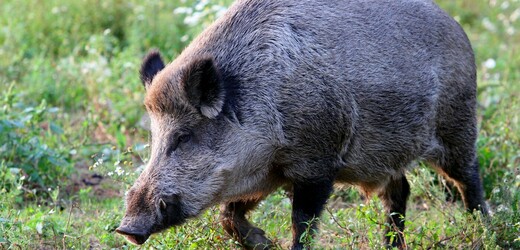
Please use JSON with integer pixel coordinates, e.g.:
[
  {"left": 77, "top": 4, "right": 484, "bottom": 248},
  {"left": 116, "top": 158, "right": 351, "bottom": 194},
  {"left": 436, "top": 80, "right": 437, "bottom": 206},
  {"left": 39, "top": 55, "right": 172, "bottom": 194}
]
[{"left": 0, "top": 0, "right": 518, "bottom": 249}]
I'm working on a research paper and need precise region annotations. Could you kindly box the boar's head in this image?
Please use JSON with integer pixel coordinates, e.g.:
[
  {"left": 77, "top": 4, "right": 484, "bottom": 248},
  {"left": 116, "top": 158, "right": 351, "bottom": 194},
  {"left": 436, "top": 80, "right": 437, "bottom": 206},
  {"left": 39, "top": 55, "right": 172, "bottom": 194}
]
[{"left": 116, "top": 50, "right": 249, "bottom": 245}]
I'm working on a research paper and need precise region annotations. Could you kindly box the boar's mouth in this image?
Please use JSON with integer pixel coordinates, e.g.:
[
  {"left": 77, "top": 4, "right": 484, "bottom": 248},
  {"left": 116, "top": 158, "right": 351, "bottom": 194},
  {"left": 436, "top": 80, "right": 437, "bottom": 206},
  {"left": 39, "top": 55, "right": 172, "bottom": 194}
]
[
  {"left": 116, "top": 212, "right": 187, "bottom": 245},
  {"left": 115, "top": 226, "right": 150, "bottom": 245}
]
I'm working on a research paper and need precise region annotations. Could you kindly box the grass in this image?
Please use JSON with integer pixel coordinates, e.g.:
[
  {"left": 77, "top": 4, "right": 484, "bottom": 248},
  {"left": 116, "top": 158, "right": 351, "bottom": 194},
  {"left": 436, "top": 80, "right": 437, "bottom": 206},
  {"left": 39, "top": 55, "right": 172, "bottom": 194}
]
[{"left": 0, "top": 0, "right": 519, "bottom": 249}]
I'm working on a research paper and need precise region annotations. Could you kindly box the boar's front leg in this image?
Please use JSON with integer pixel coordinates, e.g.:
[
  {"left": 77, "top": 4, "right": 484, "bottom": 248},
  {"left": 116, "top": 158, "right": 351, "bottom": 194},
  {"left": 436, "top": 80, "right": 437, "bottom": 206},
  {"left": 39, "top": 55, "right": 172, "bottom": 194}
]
[
  {"left": 291, "top": 181, "right": 334, "bottom": 250},
  {"left": 220, "top": 200, "right": 273, "bottom": 250}
]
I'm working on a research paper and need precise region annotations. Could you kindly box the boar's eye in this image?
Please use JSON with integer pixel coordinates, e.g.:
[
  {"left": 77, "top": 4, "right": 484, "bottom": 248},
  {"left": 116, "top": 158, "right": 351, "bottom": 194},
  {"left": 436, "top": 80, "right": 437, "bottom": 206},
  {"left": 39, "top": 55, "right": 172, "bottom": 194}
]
[
  {"left": 166, "top": 133, "right": 192, "bottom": 156},
  {"left": 178, "top": 134, "right": 191, "bottom": 144}
]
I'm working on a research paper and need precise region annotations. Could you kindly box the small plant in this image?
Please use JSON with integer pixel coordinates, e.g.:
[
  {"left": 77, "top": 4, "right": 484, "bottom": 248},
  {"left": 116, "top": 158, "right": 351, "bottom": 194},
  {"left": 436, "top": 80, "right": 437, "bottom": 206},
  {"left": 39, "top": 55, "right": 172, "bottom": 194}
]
[
  {"left": 298, "top": 217, "right": 319, "bottom": 249},
  {"left": 0, "top": 84, "right": 72, "bottom": 201}
]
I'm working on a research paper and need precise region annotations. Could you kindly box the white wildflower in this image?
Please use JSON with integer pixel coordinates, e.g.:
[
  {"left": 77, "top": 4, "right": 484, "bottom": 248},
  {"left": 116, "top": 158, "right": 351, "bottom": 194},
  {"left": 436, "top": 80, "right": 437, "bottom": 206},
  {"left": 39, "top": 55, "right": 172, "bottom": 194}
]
[
  {"left": 195, "top": 0, "right": 208, "bottom": 11},
  {"left": 115, "top": 166, "right": 124, "bottom": 176},
  {"left": 123, "top": 62, "right": 134, "bottom": 69},
  {"left": 173, "top": 7, "right": 193, "bottom": 15},
  {"left": 134, "top": 5, "right": 144, "bottom": 14},
  {"left": 482, "top": 18, "right": 496, "bottom": 32},
  {"left": 92, "top": 158, "right": 104, "bottom": 168},
  {"left": 216, "top": 9, "right": 227, "bottom": 18},
  {"left": 511, "top": 8, "right": 520, "bottom": 22},
  {"left": 184, "top": 12, "right": 203, "bottom": 26},
  {"left": 36, "top": 222, "right": 43, "bottom": 234},
  {"left": 52, "top": 7, "right": 60, "bottom": 14},
  {"left": 483, "top": 58, "right": 496, "bottom": 69},
  {"left": 497, "top": 204, "right": 509, "bottom": 212}
]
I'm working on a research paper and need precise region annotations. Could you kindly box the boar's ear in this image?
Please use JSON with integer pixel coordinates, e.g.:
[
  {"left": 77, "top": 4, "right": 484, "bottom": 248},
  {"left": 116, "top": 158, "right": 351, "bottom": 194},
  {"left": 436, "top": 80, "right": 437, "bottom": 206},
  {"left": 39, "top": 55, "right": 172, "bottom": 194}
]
[
  {"left": 140, "top": 50, "right": 165, "bottom": 88},
  {"left": 183, "top": 56, "right": 224, "bottom": 119}
]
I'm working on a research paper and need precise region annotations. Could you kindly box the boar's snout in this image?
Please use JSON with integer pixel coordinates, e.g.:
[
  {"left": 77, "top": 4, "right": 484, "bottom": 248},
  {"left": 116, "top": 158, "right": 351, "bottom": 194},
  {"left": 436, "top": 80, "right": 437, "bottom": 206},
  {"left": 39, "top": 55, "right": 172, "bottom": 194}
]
[
  {"left": 117, "top": 193, "right": 187, "bottom": 245},
  {"left": 115, "top": 225, "right": 150, "bottom": 245}
]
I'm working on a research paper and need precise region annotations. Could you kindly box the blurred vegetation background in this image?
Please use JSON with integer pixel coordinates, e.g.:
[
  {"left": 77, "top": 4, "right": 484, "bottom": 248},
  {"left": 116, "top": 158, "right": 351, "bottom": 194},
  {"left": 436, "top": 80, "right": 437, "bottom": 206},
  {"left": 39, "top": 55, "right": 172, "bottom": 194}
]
[{"left": 0, "top": 0, "right": 518, "bottom": 249}]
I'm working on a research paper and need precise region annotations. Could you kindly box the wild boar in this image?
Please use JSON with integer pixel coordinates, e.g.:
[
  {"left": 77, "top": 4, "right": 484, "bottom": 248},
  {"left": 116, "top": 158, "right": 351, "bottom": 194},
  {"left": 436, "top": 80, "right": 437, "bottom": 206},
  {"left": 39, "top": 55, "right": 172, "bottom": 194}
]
[{"left": 116, "top": 0, "right": 488, "bottom": 249}]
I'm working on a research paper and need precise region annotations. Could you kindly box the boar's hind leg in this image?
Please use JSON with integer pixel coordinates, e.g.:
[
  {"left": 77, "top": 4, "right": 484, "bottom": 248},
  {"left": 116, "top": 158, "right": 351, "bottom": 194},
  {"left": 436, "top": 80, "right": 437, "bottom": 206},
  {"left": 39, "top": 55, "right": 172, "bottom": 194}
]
[
  {"left": 431, "top": 87, "right": 488, "bottom": 215},
  {"left": 432, "top": 154, "right": 488, "bottom": 215},
  {"left": 378, "top": 175, "right": 410, "bottom": 249},
  {"left": 220, "top": 200, "right": 273, "bottom": 250},
  {"left": 291, "top": 181, "right": 334, "bottom": 250}
]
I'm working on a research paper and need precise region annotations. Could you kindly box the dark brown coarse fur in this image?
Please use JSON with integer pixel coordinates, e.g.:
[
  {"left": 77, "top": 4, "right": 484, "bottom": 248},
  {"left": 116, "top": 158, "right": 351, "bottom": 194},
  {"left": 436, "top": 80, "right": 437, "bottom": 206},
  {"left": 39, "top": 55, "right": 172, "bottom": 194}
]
[{"left": 116, "top": 0, "right": 489, "bottom": 249}]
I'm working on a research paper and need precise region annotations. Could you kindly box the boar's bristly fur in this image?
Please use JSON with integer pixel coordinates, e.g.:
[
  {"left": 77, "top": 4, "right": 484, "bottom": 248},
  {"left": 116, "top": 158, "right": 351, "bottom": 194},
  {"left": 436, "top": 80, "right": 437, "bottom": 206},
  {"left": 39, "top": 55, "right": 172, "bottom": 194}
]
[{"left": 118, "top": 0, "right": 489, "bottom": 249}]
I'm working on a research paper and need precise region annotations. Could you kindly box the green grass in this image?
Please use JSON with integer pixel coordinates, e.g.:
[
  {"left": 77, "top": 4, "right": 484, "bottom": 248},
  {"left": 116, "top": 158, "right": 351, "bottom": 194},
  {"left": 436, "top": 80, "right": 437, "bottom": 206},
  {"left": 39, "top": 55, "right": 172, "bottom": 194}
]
[{"left": 1, "top": 0, "right": 519, "bottom": 249}]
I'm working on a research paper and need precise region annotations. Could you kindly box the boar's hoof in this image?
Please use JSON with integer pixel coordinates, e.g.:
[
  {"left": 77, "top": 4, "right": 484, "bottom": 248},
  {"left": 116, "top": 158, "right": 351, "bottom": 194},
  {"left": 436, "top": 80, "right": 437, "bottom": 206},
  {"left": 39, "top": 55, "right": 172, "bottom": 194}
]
[
  {"left": 220, "top": 201, "right": 273, "bottom": 249},
  {"left": 221, "top": 219, "right": 273, "bottom": 249},
  {"left": 241, "top": 227, "right": 273, "bottom": 250}
]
